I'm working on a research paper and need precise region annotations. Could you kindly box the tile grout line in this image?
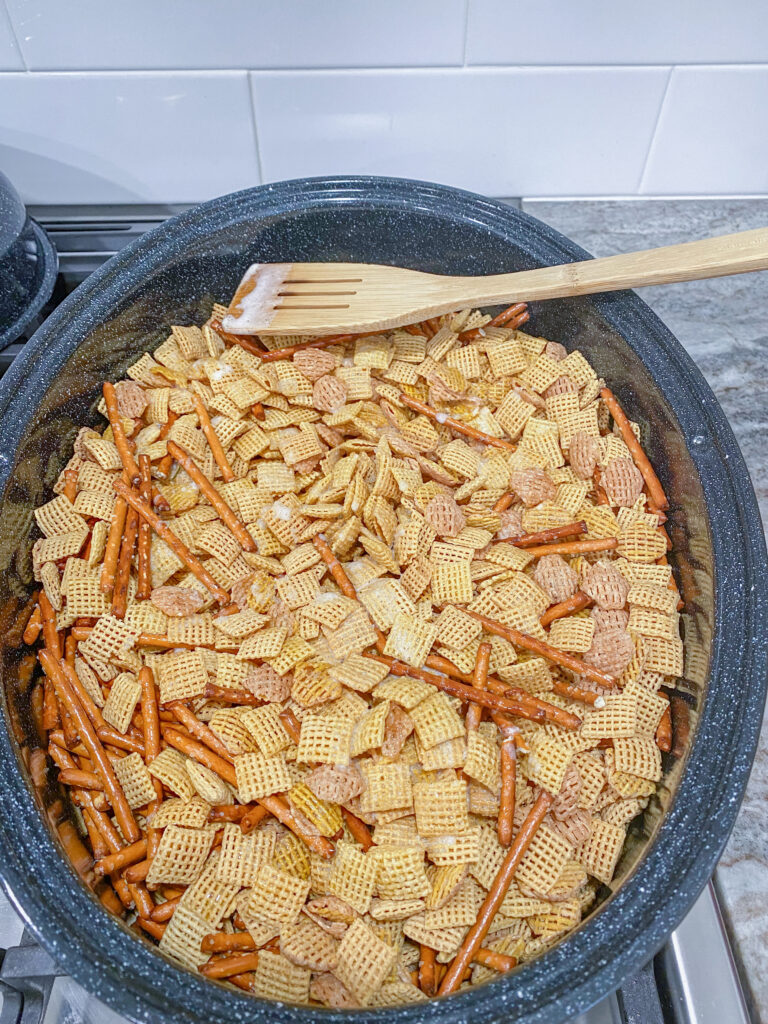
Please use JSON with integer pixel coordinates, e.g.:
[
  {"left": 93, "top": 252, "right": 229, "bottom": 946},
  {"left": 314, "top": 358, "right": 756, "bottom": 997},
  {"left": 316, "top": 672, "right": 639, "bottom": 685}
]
[
  {"left": 637, "top": 66, "right": 675, "bottom": 194},
  {"left": 1, "top": 0, "right": 27, "bottom": 72},
  {"left": 461, "top": 0, "right": 470, "bottom": 67},
  {"left": 245, "top": 72, "right": 264, "bottom": 185}
]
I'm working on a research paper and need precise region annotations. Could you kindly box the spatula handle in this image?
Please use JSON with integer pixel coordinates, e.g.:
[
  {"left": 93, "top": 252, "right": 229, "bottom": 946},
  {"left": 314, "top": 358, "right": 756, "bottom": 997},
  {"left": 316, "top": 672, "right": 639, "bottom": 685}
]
[{"left": 465, "top": 227, "right": 768, "bottom": 305}]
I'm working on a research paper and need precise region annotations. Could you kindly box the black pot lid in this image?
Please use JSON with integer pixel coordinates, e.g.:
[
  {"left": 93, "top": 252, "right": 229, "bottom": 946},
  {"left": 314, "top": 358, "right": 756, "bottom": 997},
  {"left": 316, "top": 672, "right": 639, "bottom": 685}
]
[{"left": 0, "top": 168, "right": 58, "bottom": 350}]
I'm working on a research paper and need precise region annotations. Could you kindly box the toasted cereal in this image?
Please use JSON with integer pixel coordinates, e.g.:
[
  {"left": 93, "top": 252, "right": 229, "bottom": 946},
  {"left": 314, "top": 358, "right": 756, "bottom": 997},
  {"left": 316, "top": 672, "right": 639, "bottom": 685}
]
[{"left": 334, "top": 918, "right": 398, "bottom": 1005}]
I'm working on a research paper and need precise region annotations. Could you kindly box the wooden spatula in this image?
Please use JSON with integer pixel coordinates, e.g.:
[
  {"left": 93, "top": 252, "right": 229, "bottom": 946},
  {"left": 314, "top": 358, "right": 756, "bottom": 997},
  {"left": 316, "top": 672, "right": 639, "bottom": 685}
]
[{"left": 221, "top": 226, "right": 768, "bottom": 337}]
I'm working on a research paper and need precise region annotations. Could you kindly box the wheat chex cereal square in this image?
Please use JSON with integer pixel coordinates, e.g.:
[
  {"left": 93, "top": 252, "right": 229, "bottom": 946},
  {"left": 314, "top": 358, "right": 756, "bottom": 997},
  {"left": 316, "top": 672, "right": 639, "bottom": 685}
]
[
  {"left": 234, "top": 751, "right": 291, "bottom": 801},
  {"left": 383, "top": 613, "right": 438, "bottom": 668}
]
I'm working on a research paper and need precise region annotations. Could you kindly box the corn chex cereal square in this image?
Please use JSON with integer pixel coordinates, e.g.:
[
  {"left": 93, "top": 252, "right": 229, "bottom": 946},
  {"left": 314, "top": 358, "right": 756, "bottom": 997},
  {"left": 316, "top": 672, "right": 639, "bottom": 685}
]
[
  {"left": 156, "top": 649, "right": 208, "bottom": 704},
  {"left": 409, "top": 692, "right": 465, "bottom": 750},
  {"left": 297, "top": 714, "right": 353, "bottom": 766},
  {"left": 425, "top": 828, "right": 480, "bottom": 867},
  {"left": 329, "top": 653, "right": 390, "bottom": 693},
  {"left": 251, "top": 949, "right": 311, "bottom": 1004},
  {"left": 236, "top": 625, "right": 288, "bottom": 661},
  {"left": 102, "top": 672, "right": 141, "bottom": 734},
  {"left": 158, "top": 905, "right": 211, "bottom": 970},
  {"left": 215, "top": 823, "right": 275, "bottom": 887},
  {"left": 350, "top": 701, "right": 390, "bottom": 757},
  {"left": 112, "top": 751, "right": 157, "bottom": 809},
  {"left": 514, "top": 823, "right": 572, "bottom": 895},
  {"left": 431, "top": 561, "right": 473, "bottom": 604},
  {"left": 383, "top": 613, "right": 438, "bottom": 668},
  {"left": 576, "top": 818, "right": 625, "bottom": 885},
  {"left": 373, "top": 675, "right": 433, "bottom": 710},
  {"left": 463, "top": 730, "right": 501, "bottom": 792},
  {"left": 247, "top": 862, "right": 310, "bottom": 925},
  {"left": 328, "top": 841, "right": 377, "bottom": 914},
  {"left": 237, "top": 702, "right": 290, "bottom": 755},
  {"left": 146, "top": 825, "right": 214, "bottom": 886},
  {"left": 147, "top": 749, "right": 196, "bottom": 801},
  {"left": 334, "top": 918, "right": 398, "bottom": 1005},
  {"left": 435, "top": 605, "right": 482, "bottom": 651},
  {"left": 413, "top": 776, "right": 469, "bottom": 837},
  {"left": 234, "top": 751, "right": 291, "bottom": 801},
  {"left": 360, "top": 762, "right": 413, "bottom": 814},
  {"left": 373, "top": 844, "right": 430, "bottom": 900}
]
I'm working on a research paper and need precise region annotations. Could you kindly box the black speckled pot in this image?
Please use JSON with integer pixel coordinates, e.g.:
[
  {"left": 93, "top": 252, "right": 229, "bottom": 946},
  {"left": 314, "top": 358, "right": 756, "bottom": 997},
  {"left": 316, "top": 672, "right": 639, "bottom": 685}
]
[{"left": 0, "top": 177, "right": 766, "bottom": 1024}]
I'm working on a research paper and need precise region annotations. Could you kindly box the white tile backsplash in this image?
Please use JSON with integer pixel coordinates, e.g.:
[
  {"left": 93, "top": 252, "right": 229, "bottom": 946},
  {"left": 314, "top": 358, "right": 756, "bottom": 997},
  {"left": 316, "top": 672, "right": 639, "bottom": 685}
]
[
  {"left": 0, "top": 1, "right": 22, "bottom": 69},
  {"left": 0, "top": 71, "right": 260, "bottom": 203},
  {"left": 5, "top": 0, "right": 466, "bottom": 70},
  {"left": 641, "top": 66, "right": 768, "bottom": 195},
  {"left": 0, "top": 4, "right": 765, "bottom": 203},
  {"left": 466, "top": 0, "right": 768, "bottom": 66},
  {"left": 250, "top": 67, "right": 668, "bottom": 197}
]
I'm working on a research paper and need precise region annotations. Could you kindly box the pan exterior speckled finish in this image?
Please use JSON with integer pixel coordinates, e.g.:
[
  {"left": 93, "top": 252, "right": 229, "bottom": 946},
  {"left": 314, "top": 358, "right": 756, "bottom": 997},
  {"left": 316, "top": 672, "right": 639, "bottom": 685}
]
[{"left": 0, "top": 177, "right": 765, "bottom": 1024}]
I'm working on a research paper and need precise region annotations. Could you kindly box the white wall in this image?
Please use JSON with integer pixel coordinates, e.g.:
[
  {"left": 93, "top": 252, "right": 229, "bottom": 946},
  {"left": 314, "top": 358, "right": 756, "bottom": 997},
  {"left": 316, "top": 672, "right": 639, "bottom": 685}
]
[{"left": 1, "top": 0, "right": 767, "bottom": 205}]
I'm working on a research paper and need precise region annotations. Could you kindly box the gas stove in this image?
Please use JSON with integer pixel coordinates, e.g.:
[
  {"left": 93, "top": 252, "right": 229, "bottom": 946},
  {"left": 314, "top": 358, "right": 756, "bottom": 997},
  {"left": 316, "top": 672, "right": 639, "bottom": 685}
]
[{"left": 0, "top": 208, "right": 754, "bottom": 1024}]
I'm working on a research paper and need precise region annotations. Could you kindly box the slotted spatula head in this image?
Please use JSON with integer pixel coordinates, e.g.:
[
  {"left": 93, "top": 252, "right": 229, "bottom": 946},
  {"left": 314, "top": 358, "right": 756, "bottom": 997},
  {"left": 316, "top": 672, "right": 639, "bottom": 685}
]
[{"left": 221, "top": 262, "right": 476, "bottom": 336}]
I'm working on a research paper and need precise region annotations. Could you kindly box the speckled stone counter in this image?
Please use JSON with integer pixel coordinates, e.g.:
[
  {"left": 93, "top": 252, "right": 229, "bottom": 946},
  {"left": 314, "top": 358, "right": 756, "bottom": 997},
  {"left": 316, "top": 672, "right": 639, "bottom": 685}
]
[{"left": 521, "top": 198, "right": 768, "bottom": 1021}]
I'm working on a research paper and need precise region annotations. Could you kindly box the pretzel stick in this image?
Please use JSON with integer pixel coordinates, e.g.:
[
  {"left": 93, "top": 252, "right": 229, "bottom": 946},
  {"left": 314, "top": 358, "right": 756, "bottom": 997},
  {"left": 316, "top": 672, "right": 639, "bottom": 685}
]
[
  {"left": 136, "top": 918, "right": 166, "bottom": 940},
  {"left": 94, "top": 839, "right": 148, "bottom": 876},
  {"left": 167, "top": 702, "right": 233, "bottom": 762},
  {"left": 592, "top": 468, "right": 610, "bottom": 506},
  {"left": 154, "top": 409, "right": 179, "bottom": 481},
  {"left": 278, "top": 708, "right": 302, "bottom": 744},
  {"left": 202, "top": 933, "right": 257, "bottom": 953},
  {"left": 191, "top": 393, "right": 234, "bottom": 483},
  {"left": 62, "top": 466, "right": 79, "bottom": 501},
  {"left": 508, "top": 522, "right": 588, "bottom": 548},
  {"left": 497, "top": 724, "right": 517, "bottom": 847},
  {"left": 136, "top": 455, "right": 153, "bottom": 600},
  {"left": 493, "top": 493, "right": 515, "bottom": 513},
  {"left": 465, "top": 643, "right": 491, "bottom": 732},
  {"left": 39, "top": 645, "right": 78, "bottom": 747},
  {"left": 166, "top": 441, "right": 256, "bottom": 552},
  {"left": 69, "top": 628, "right": 225, "bottom": 652},
  {"left": 522, "top": 537, "right": 618, "bottom": 557},
  {"left": 58, "top": 768, "right": 103, "bottom": 790},
  {"left": 151, "top": 896, "right": 181, "bottom": 922},
  {"left": 39, "top": 590, "right": 61, "bottom": 659},
  {"left": 462, "top": 609, "right": 616, "bottom": 688},
  {"left": 341, "top": 807, "right": 374, "bottom": 851},
  {"left": 113, "top": 479, "right": 231, "bottom": 605},
  {"left": 111, "top": 506, "right": 138, "bottom": 619},
  {"left": 40, "top": 651, "right": 140, "bottom": 843},
  {"left": 552, "top": 678, "right": 605, "bottom": 707},
  {"left": 23, "top": 603, "right": 42, "bottom": 644},
  {"left": 42, "top": 675, "right": 61, "bottom": 732},
  {"left": 208, "top": 318, "right": 266, "bottom": 356},
  {"left": 600, "top": 387, "right": 668, "bottom": 511},
  {"left": 670, "top": 696, "right": 690, "bottom": 759},
  {"left": 140, "top": 666, "right": 163, "bottom": 861},
  {"left": 207, "top": 804, "right": 247, "bottom": 823},
  {"left": 423, "top": 650, "right": 582, "bottom": 730},
  {"left": 313, "top": 534, "right": 358, "bottom": 599},
  {"left": 100, "top": 492, "right": 128, "bottom": 596},
  {"left": 103, "top": 382, "right": 140, "bottom": 484},
  {"left": 123, "top": 860, "right": 150, "bottom": 884},
  {"left": 97, "top": 727, "right": 145, "bottom": 757},
  {"left": 459, "top": 302, "right": 529, "bottom": 341},
  {"left": 162, "top": 728, "right": 334, "bottom": 858},
  {"left": 438, "top": 791, "right": 553, "bottom": 994},
  {"left": 200, "top": 952, "right": 261, "bottom": 979},
  {"left": 474, "top": 948, "right": 517, "bottom": 972},
  {"left": 540, "top": 591, "right": 592, "bottom": 627},
  {"left": 399, "top": 393, "right": 516, "bottom": 451},
  {"left": 655, "top": 705, "right": 672, "bottom": 752},
  {"left": 259, "top": 334, "right": 357, "bottom": 363},
  {"left": 366, "top": 654, "right": 581, "bottom": 729},
  {"left": 239, "top": 804, "right": 271, "bottom": 834},
  {"left": 419, "top": 944, "right": 438, "bottom": 996}
]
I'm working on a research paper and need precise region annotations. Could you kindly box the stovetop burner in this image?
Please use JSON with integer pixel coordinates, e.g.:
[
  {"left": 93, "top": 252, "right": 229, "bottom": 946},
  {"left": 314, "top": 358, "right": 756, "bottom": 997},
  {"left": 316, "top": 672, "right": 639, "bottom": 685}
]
[{"left": 0, "top": 207, "right": 754, "bottom": 1024}]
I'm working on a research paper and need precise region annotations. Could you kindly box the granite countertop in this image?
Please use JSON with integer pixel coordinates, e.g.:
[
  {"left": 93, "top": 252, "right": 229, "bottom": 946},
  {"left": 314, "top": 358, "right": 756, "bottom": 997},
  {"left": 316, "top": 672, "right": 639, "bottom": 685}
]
[{"left": 522, "top": 198, "right": 768, "bottom": 1021}]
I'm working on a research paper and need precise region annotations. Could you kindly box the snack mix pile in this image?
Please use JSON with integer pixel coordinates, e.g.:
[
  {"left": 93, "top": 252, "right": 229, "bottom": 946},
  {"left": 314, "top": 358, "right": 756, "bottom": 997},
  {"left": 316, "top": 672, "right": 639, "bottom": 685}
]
[{"left": 25, "top": 298, "right": 682, "bottom": 1006}]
